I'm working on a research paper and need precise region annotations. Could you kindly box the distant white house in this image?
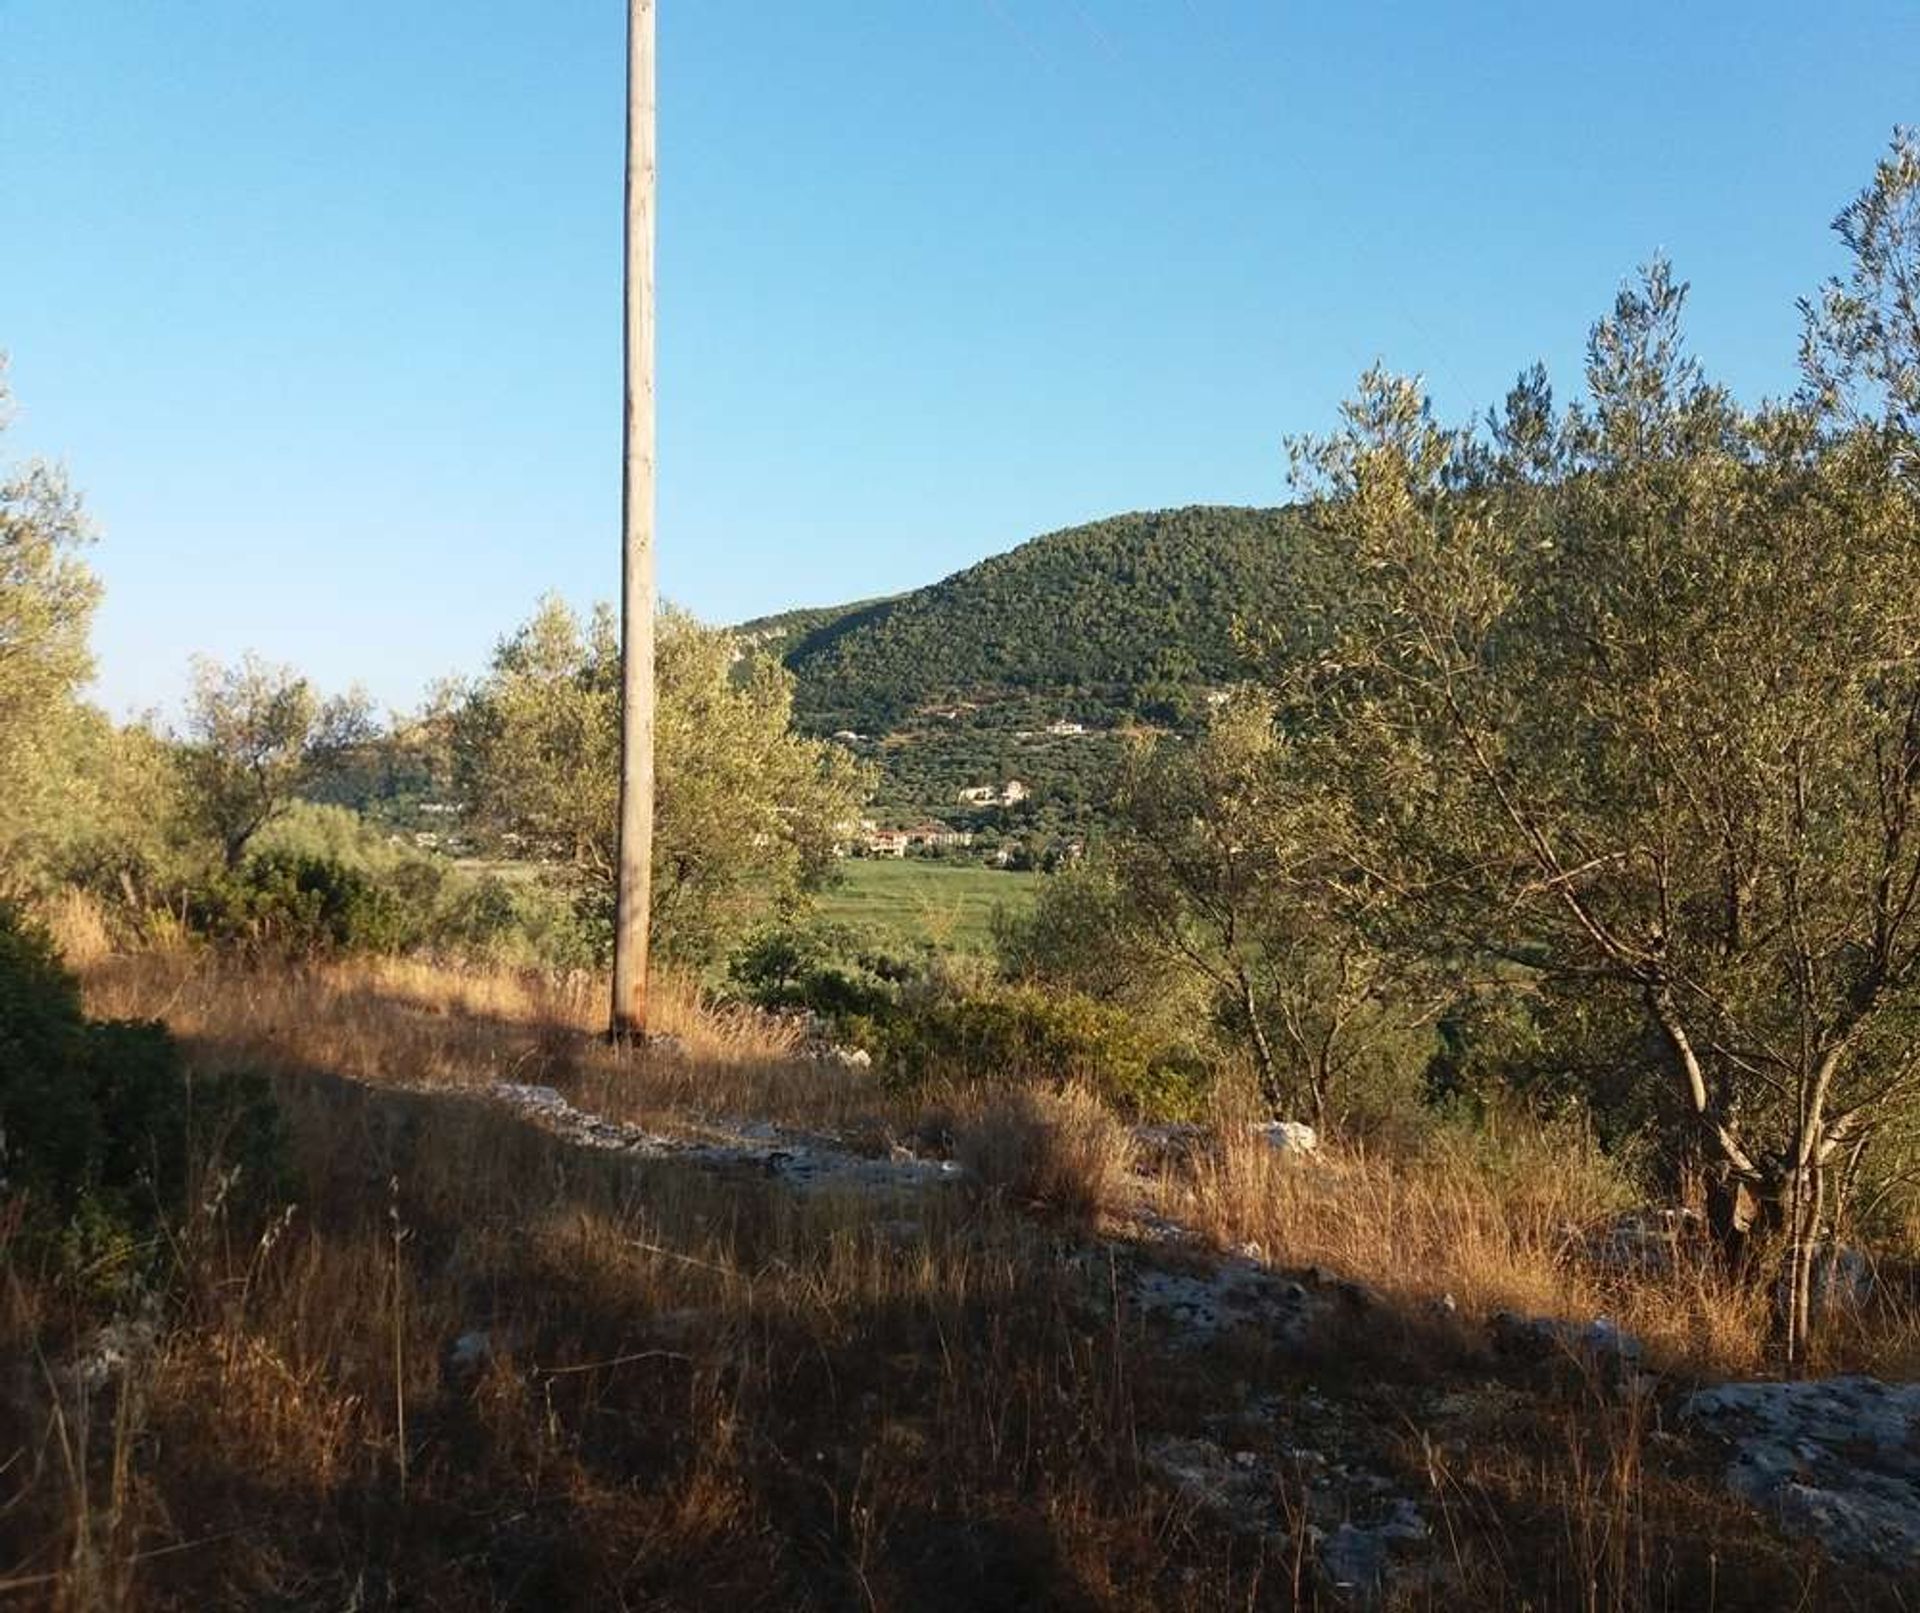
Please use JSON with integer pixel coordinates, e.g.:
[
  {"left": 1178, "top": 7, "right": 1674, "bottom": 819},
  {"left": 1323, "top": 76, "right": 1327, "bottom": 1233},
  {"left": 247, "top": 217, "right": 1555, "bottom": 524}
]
[
  {"left": 956, "top": 780, "right": 1031, "bottom": 808},
  {"left": 1046, "top": 719, "right": 1089, "bottom": 737}
]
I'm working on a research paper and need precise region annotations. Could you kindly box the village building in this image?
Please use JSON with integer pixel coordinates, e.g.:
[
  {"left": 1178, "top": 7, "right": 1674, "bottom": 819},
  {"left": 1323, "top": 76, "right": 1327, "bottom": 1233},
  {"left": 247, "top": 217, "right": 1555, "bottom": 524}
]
[{"left": 865, "top": 821, "right": 974, "bottom": 857}]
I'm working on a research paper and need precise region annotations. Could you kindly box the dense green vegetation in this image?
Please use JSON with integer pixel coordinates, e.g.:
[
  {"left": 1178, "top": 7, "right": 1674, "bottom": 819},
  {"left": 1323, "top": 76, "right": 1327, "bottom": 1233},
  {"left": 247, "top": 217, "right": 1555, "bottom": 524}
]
[
  {"left": 451, "top": 596, "right": 869, "bottom": 964},
  {"left": 773, "top": 505, "right": 1310, "bottom": 732},
  {"left": 998, "top": 134, "right": 1920, "bottom": 1362},
  {"left": 739, "top": 506, "right": 1320, "bottom": 831},
  {"left": 7, "top": 132, "right": 1920, "bottom": 1376},
  {"left": 0, "top": 902, "right": 282, "bottom": 1286}
]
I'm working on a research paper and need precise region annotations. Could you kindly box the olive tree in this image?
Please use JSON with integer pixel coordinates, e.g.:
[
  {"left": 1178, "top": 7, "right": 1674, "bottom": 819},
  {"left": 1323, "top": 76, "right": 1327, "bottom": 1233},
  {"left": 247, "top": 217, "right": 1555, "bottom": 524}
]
[
  {"left": 454, "top": 596, "right": 869, "bottom": 962},
  {"left": 1085, "top": 694, "right": 1427, "bottom": 1127},
  {"left": 1286, "top": 160, "right": 1920, "bottom": 1357},
  {"left": 180, "top": 653, "right": 372, "bottom": 869},
  {"left": 0, "top": 359, "right": 101, "bottom": 873}
]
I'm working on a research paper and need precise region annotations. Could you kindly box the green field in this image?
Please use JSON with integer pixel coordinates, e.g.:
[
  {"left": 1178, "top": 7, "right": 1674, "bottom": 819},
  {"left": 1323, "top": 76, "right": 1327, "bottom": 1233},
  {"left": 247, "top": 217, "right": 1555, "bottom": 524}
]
[{"left": 815, "top": 858, "right": 1038, "bottom": 952}]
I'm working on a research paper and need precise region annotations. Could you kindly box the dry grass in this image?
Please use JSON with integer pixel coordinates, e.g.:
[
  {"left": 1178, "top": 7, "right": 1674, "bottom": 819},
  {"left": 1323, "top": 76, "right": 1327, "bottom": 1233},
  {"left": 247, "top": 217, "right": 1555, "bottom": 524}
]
[
  {"left": 35, "top": 886, "right": 116, "bottom": 971},
  {"left": 3, "top": 939, "right": 1914, "bottom": 1608},
  {"left": 3, "top": 1066, "right": 1205, "bottom": 1610},
  {"left": 79, "top": 947, "right": 879, "bottom": 1142},
  {"left": 1162, "top": 1124, "right": 1780, "bottom": 1378},
  {"left": 953, "top": 1084, "right": 1137, "bottom": 1219}
]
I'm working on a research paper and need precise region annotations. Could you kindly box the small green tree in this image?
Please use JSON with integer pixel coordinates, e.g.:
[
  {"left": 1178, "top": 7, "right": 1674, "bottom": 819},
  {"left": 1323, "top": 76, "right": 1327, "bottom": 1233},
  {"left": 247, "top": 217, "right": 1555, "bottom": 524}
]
[
  {"left": 455, "top": 596, "right": 869, "bottom": 962},
  {"left": 0, "top": 358, "right": 103, "bottom": 878},
  {"left": 1115, "top": 695, "right": 1428, "bottom": 1126},
  {"left": 179, "top": 652, "right": 372, "bottom": 869}
]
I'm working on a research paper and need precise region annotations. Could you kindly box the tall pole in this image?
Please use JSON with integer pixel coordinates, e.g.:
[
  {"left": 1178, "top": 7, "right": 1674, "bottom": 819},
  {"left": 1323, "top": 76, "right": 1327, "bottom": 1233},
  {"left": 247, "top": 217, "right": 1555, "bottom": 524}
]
[{"left": 611, "top": 0, "right": 655, "bottom": 1038}]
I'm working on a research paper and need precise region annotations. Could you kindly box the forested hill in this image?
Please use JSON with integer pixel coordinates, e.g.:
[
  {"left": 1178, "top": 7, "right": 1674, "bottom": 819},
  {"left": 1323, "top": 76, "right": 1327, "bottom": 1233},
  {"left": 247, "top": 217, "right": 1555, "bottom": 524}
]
[{"left": 745, "top": 506, "right": 1311, "bottom": 731}]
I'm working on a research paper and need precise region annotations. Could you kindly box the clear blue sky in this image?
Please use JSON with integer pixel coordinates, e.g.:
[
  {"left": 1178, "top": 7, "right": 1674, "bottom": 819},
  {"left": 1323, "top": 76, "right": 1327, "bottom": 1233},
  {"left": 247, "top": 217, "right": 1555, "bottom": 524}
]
[{"left": 3, "top": 2, "right": 1914, "bottom": 717}]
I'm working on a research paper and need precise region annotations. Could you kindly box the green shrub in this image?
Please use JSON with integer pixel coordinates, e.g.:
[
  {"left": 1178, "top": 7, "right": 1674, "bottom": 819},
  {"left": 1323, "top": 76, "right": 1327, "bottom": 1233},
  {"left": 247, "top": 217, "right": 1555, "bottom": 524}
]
[
  {"left": 0, "top": 904, "right": 95, "bottom": 1204},
  {"left": 0, "top": 903, "right": 285, "bottom": 1287},
  {"left": 725, "top": 922, "right": 921, "bottom": 1022},
  {"left": 189, "top": 850, "right": 414, "bottom": 956},
  {"left": 1127, "top": 1049, "right": 1216, "bottom": 1123},
  {"left": 875, "top": 983, "right": 1175, "bottom": 1115}
]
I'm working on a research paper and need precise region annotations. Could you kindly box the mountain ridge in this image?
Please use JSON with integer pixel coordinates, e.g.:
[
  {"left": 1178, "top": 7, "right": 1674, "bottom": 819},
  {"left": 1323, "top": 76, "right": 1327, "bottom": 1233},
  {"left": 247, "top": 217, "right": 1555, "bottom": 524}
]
[{"left": 740, "top": 504, "right": 1311, "bottom": 734}]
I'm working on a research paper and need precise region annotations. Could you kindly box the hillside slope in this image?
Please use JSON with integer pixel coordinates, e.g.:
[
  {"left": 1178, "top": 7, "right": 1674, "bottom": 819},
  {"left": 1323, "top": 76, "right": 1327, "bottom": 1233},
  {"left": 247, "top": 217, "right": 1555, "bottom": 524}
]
[{"left": 767, "top": 506, "right": 1311, "bottom": 730}]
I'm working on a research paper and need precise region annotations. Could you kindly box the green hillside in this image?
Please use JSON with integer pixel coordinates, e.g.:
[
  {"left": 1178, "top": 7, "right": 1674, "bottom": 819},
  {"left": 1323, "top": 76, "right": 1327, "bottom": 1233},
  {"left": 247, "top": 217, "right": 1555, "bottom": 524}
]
[
  {"left": 735, "top": 505, "right": 1313, "bottom": 838},
  {"left": 734, "top": 595, "right": 902, "bottom": 666},
  {"left": 772, "top": 506, "right": 1311, "bottom": 731}
]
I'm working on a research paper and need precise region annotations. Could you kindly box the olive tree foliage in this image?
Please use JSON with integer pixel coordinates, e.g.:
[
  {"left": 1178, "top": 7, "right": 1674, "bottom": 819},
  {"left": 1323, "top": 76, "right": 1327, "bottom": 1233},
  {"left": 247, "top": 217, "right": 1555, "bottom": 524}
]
[
  {"left": 1800, "top": 127, "right": 1920, "bottom": 470},
  {"left": 1281, "top": 136, "right": 1920, "bottom": 1360},
  {"left": 454, "top": 595, "right": 869, "bottom": 963},
  {"left": 1012, "top": 694, "right": 1430, "bottom": 1128},
  {"left": 0, "top": 359, "right": 102, "bottom": 876},
  {"left": 180, "top": 653, "right": 374, "bottom": 870}
]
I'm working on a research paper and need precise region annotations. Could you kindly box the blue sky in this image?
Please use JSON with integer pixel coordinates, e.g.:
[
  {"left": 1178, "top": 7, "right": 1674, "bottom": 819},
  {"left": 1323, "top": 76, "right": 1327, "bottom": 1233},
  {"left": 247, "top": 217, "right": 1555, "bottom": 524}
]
[{"left": 3, "top": 2, "right": 1914, "bottom": 717}]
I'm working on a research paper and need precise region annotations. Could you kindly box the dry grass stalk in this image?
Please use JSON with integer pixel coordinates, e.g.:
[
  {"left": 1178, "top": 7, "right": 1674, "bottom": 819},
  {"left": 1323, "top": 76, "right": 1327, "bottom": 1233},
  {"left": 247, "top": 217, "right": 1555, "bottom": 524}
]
[{"left": 953, "top": 1084, "right": 1136, "bottom": 1220}]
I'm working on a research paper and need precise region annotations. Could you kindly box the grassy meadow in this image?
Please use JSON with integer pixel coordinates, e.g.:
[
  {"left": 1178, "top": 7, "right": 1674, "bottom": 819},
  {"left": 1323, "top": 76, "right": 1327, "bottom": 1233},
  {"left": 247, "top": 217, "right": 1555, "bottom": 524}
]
[{"left": 815, "top": 858, "right": 1037, "bottom": 952}]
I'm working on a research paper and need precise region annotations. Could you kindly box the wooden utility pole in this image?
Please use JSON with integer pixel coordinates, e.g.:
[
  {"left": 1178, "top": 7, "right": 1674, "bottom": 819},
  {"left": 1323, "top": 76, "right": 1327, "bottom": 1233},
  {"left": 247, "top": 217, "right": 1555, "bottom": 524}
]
[{"left": 611, "top": 0, "right": 656, "bottom": 1038}]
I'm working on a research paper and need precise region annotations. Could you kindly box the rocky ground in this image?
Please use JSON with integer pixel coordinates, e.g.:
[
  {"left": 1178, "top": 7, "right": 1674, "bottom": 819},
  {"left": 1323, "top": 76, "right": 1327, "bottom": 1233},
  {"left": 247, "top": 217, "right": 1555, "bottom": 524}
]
[{"left": 474, "top": 1075, "right": 1920, "bottom": 1602}]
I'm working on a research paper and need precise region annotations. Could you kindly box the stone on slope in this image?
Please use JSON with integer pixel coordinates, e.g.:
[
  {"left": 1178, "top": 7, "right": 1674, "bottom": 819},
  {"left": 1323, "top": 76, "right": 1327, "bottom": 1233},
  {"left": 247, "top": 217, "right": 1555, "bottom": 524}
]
[{"left": 1683, "top": 1375, "right": 1920, "bottom": 1569}]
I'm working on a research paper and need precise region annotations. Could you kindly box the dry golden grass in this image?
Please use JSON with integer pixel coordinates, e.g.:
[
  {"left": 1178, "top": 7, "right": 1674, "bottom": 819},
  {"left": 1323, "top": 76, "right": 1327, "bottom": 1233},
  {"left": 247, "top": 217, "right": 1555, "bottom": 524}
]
[
  {"left": 34, "top": 886, "right": 115, "bottom": 970},
  {"left": 6, "top": 1066, "right": 1199, "bottom": 1610},
  {"left": 3, "top": 939, "right": 1913, "bottom": 1609},
  {"left": 1160, "top": 1124, "right": 1782, "bottom": 1378},
  {"left": 80, "top": 946, "right": 879, "bottom": 1142},
  {"left": 952, "top": 1084, "right": 1138, "bottom": 1219}
]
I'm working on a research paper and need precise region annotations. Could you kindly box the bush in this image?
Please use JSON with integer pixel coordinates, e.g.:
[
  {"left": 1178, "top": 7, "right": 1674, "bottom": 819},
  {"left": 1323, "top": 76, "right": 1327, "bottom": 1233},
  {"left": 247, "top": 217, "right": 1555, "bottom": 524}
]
[
  {"left": 189, "top": 850, "right": 415, "bottom": 956},
  {"left": 954, "top": 1084, "right": 1135, "bottom": 1218},
  {"left": 0, "top": 903, "right": 283, "bottom": 1285},
  {"left": 875, "top": 983, "right": 1181, "bottom": 1115},
  {"left": 725, "top": 922, "right": 920, "bottom": 1022}
]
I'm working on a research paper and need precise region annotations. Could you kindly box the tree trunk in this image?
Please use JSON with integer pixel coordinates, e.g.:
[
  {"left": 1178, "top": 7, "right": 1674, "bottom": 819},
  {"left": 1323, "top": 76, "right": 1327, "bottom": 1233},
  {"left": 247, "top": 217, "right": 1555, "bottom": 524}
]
[
  {"left": 1308, "top": 1046, "right": 1331, "bottom": 1134},
  {"left": 1702, "top": 1164, "right": 1761, "bottom": 1279},
  {"left": 1779, "top": 1160, "right": 1825, "bottom": 1374},
  {"left": 1238, "top": 968, "right": 1285, "bottom": 1116},
  {"left": 1705, "top": 1156, "right": 1828, "bottom": 1371}
]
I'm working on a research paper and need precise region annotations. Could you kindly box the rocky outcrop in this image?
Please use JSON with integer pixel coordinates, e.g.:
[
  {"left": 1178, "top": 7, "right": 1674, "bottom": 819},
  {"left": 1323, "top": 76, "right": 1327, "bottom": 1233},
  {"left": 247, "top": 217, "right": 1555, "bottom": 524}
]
[
  {"left": 489, "top": 1082, "right": 964, "bottom": 1195},
  {"left": 1683, "top": 1376, "right": 1920, "bottom": 1569}
]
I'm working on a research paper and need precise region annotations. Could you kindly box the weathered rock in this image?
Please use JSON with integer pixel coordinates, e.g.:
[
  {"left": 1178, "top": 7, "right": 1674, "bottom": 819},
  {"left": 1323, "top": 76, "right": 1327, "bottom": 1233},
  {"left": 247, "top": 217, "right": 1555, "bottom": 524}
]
[
  {"left": 489, "top": 1082, "right": 965, "bottom": 1195},
  {"left": 1490, "top": 1310, "right": 1643, "bottom": 1370},
  {"left": 804, "top": 1043, "right": 873, "bottom": 1069},
  {"left": 1682, "top": 1375, "right": 1920, "bottom": 1569},
  {"left": 1780, "top": 1244, "right": 1878, "bottom": 1315},
  {"left": 1576, "top": 1207, "right": 1707, "bottom": 1276},
  {"left": 1146, "top": 1435, "right": 1280, "bottom": 1537},
  {"left": 447, "top": 1328, "right": 495, "bottom": 1377},
  {"left": 1129, "top": 1254, "right": 1330, "bottom": 1346},
  {"left": 1318, "top": 1498, "right": 1430, "bottom": 1600},
  {"left": 1146, "top": 1430, "right": 1431, "bottom": 1607},
  {"left": 1132, "top": 1122, "right": 1213, "bottom": 1168},
  {"left": 67, "top": 1312, "right": 158, "bottom": 1391},
  {"left": 1251, "top": 1120, "right": 1319, "bottom": 1154},
  {"left": 1302, "top": 1264, "right": 1386, "bottom": 1315}
]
